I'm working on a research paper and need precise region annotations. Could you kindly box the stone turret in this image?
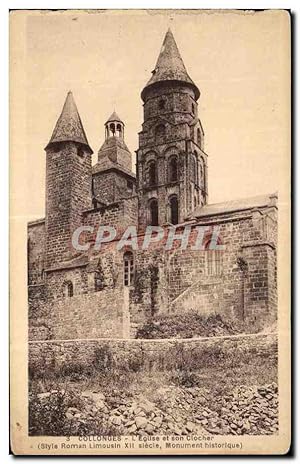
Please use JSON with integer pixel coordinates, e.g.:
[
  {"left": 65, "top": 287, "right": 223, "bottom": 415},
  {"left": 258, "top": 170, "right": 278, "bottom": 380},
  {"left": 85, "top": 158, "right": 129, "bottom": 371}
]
[{"left": 45, "top": 91, "right": 93, "bottom": 268}]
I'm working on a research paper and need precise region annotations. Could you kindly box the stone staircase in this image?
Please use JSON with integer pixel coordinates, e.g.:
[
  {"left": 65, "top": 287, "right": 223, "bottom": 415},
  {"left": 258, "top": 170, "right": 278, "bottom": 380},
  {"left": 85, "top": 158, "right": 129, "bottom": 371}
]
[{"left": 168, "top": 276, "right": 222, "bottom": 315}]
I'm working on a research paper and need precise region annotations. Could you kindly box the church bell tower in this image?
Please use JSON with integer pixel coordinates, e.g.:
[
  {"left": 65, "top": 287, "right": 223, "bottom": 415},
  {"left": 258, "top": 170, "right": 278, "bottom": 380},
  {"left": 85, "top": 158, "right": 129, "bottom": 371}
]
[{"left": 137, "top": 29, "right": 208, "bottom": 229}]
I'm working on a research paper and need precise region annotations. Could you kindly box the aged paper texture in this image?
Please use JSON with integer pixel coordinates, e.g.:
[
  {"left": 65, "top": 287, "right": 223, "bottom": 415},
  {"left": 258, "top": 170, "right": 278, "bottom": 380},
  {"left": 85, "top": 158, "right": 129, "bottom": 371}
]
[{"left": 10, "top": 9, "right": 291, "bottom": 455}]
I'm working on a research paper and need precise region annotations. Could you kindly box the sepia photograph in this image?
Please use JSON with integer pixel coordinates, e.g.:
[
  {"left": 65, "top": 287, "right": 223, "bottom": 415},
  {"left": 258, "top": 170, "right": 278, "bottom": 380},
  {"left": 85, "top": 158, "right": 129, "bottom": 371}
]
[{"left": 9, "top": 9, "right": 291, "bottom": 455}]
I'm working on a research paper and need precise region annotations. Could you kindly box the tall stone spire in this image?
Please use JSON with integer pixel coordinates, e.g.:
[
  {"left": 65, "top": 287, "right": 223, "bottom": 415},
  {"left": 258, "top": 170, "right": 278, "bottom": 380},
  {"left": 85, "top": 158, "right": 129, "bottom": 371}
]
[
  {"left": 46, "top": 91, "right": 92, "bottom": 153},
  {"left": 141, "top": 29, "right": 200, "bottom": 101}
]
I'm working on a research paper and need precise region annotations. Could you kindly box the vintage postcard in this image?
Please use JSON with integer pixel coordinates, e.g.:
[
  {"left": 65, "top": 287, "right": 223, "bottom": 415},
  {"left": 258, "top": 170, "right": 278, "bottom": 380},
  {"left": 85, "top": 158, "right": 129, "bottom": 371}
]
[{"left": 10, "top": 9, "right": 291, "bottom": 455}]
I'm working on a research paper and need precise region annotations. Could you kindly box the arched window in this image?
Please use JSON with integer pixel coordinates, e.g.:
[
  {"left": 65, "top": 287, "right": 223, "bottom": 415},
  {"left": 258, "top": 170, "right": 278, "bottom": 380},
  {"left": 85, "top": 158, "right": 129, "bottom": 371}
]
[
  {"left": 64, "top": 281, "right": 74, "bottom": 298},
  {"left": 116, "top": 123, "right": 122, "bottom": 138},
  {"left": 168, "top": 156, "right": 178, "bottom": 182},
  {"left": 148, "top": 160, "right": 157, "bottom": 186},
  {"left": 169, "top": 195, "right": 179, "bottom": 225},
  {"left": 197, "top": 128, "right": 201, "bottom": 146},
  {"left": 205, "top": 240, "right": 223, "bottom": 276},
  {"left": 123, "top": 251, "right": 134, "bottom": 287},
  {"left": 149, "top": 198, "right": 159, "bottom": 226},
  {"left": 109, "top": 123, "right": 116, "bottom": 136},
  {"left": 155, "top": 124, "right": 165, "bottom": 138}
]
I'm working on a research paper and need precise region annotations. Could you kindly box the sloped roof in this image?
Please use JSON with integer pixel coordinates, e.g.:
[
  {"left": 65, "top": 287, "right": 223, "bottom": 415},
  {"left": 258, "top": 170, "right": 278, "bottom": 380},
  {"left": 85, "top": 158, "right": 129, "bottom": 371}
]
[
  {"left": 189, "top": 193, "right": 277, "bottom": 219},
  {"left": 142, "top": 29, "right": 200, "bottom": 101},
  {"left": 106, "top": 111, "right": 123, "bottom": 124},
  {"left": 92, "top": 157, "right": 136, "bottom": 179},
  {"left": 46, "top": 254, "right": 88, "bottom": 272},
  {"left": 46, "top": 91, "right": 92, "bottom": 153},
  {"left": 95, "top": 135, "right": 134, "bottom": 174}
]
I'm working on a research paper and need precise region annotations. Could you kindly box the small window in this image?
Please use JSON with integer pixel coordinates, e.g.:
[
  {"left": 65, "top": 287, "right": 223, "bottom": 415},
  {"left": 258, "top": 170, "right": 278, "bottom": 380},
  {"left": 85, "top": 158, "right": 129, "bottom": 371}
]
[
  {"left": 205, "top": 240, "right": 223, "bottom": 276},
  {"left": 149, "top": 198, "right": 159, "bottom": 226},
  {"left": 77, "top": 146, "right": 84, "bottom": 157},
  {"left": 127, "top": 180, "right": 133, "bottom": 191},
  {"left": 109, "top": 123, "right": 116, "bottom": 136},
  {"left": 95, "top": 270, "right": 103, "bottom": 292},
  {"left": 148, "top": 160, "right": 157, "bottom": 186},
  {"left": 197, "top": 128, "right": 201, "bottom": 146},
  {"left": 123, "top": 252, "right": 134, "bottom": 287},
  {"left": 168, "top": 156, "right": 178, "bottom": 182},
  {"left": 155, "top": 124, "right": 165, "bottom": 138},
  {"left": 116, "top": 123, "right": 122, "bottom": 137},
  {"left": 169, "top": 195, "right": 179, "bottom": 225},
  {"left": 65, "top": 281, "right": 74, "bottom": 298}
]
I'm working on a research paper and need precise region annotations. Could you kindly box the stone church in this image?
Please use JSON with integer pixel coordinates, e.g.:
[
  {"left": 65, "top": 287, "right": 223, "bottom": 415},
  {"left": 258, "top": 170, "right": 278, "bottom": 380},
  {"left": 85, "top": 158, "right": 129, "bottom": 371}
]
[{"left": 28, "top": 30, "right": 278, "bottom": 341}]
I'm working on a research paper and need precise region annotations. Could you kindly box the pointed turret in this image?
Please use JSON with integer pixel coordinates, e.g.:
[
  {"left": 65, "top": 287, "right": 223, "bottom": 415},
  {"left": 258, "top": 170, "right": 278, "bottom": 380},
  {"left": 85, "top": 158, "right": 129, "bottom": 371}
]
[
  {"left": 46, "top": 91, "right": 92, "bottom": 153},
  {"left": 141, "top": 29, "right": 200, "bottom": 101}
]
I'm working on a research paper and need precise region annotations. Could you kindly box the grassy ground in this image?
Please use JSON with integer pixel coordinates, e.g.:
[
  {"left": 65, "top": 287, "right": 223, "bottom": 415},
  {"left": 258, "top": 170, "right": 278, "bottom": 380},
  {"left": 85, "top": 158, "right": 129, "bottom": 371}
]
[{"left": 29, "top": 353, "right": 277, "bottom": 436}]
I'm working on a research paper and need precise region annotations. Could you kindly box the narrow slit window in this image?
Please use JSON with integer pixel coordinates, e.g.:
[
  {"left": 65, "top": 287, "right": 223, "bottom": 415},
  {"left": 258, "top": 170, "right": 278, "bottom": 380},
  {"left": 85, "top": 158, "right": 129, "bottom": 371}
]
[
  {"left": 148, "top": 161, "right": 157, "bottom": 186},
  {"left": 169, "top": 156, "right": 178, "bottom": 182},
  {"left": 149, "top": 199, "right": 159, "bottom": 226},
  {"left": 65, "top": 281, "right": 74, "bottom": 298},
  {"left": 124, "top": 252, "right": 134, "bottom": 286},
  {"left": 169, "top": 195, "right": 179, "bottom": 225}
]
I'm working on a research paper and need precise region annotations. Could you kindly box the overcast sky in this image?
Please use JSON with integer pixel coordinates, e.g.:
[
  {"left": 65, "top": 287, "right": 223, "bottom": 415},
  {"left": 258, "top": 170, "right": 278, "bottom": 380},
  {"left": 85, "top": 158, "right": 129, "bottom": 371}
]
[{"left": 24, "top": 10, "right": 290, "bottom": 220}]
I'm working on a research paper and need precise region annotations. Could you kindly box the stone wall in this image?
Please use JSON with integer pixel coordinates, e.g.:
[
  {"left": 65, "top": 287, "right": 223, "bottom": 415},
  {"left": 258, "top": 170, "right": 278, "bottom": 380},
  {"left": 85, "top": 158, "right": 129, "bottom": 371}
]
[
  {"left": 92, "top": 170, "right": 136, "bottom": 204},
  {"left": 45, "top": 142, "right": 92, "bottom": 268},
  {"left": 45, "top": 266, "right": 88, "bottom": 301},
  {"left": 127, "top": 208, "right": 277, "bottom": 332},
  {"left": 83, "top": 197, "right": 138, "bottom": 237},
  {"left": 29, "top": 287, "right": 129, "bottom": 341},
  {"left": 28, "top": 332, "right": 277, "bottom": 374},
  {"left": 28, "top": 204, "right": 277, "bottom": 339},
  {"left": 27, "top": 219, "right": 45, "bottom": 285}
]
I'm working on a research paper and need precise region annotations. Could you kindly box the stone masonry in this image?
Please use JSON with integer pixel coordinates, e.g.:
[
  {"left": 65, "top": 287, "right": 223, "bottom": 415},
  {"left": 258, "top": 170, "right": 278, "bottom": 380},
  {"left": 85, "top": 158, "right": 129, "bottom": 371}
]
[{"left": 27, "top": 29, "right": 278, "bottom": 340}]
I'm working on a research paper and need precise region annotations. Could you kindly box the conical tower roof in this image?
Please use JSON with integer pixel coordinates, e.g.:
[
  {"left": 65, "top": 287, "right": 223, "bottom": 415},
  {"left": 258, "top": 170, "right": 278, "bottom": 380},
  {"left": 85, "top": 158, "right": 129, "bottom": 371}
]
[
  {"left": 141, "top": 29, "right": 200, "bottom": 101},
  {"left": 106, "top": 111, "right": 123, "bottom": 124},
  {"left": 46, "top": 91, "right": 92, "bottom": 153}
]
